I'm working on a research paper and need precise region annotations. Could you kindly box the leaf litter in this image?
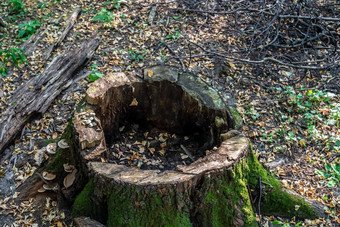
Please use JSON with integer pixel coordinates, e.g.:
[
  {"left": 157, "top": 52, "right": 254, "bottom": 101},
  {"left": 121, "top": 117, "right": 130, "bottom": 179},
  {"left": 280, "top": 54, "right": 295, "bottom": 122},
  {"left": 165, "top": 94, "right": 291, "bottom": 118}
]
[{"left": 0, "top": 0, "right": 339, "bottom": 226}]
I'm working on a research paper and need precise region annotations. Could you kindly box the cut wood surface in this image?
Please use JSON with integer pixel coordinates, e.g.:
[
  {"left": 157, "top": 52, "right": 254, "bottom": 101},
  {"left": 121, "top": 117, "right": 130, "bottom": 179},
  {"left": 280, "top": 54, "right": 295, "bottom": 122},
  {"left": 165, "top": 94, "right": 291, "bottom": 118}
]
[
  {"left": 69, "top": 68, "right": 326, "bottom": 226},
  {"left": 0, "top": 36, "right": 100, "bottom": 154}
]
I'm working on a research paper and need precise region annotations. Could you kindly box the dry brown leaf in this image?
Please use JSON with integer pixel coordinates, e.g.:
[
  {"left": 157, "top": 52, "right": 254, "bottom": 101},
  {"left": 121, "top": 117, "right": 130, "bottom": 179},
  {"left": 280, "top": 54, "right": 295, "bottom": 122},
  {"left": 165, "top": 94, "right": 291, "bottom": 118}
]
[
  {"left": 147, "top": 70, "right": 153, "bottom": 77},
  {"left": 52, "top": 132, "right": 58, "bottom": 139},
  {"left": 129, "top": 98, "right": 138, "bottom": 106}
]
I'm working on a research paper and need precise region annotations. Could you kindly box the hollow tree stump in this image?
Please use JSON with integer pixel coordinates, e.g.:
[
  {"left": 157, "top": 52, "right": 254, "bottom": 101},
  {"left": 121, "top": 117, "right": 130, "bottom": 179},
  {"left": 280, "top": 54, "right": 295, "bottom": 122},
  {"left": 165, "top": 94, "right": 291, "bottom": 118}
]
[{"left": 69, "top": 66, "right": 324, "bottom": 226}]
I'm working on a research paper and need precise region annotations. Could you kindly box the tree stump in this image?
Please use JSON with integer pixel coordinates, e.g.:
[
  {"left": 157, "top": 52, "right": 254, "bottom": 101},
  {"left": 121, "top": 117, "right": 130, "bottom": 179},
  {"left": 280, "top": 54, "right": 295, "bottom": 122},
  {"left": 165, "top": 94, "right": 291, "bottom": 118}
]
[{"left": 68, "top": 66, "right": 324, "bottom": 226}]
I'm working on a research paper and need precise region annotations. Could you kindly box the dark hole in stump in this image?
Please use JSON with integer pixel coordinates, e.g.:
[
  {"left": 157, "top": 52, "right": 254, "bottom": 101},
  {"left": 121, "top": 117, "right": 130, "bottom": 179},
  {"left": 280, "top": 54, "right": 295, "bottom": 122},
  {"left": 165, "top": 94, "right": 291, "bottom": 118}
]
[
  {"left": 86, "top": 66, "right": 233, "bottom": 171},
  {"left": 103, "top": 80, "right": 221, "bottom": 170}
]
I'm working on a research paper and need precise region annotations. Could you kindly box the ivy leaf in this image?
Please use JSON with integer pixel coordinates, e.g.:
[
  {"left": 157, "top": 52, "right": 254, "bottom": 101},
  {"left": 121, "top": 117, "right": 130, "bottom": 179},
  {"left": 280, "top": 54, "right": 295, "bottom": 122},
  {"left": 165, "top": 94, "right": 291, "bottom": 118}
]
[
  {"left": 316, "top": 170, "right": 330, "bottom": 178},
  {"left": 327, "top": 179, "right": 336, "bottom": 187},
  {"left": 271, "top": 220, "right": 283, "bottom": 225},
  {"left": 18, "top": 29, "right": 26, "bottom": 37},
  {"left": 88, "top": 71, "right": 103, "bottom": 82},
  {"left": 335, "top": 140, "right": 340, "bottom": 146},
  {"left": 325, "top": 163, "right": 332, "bottom": 172}
]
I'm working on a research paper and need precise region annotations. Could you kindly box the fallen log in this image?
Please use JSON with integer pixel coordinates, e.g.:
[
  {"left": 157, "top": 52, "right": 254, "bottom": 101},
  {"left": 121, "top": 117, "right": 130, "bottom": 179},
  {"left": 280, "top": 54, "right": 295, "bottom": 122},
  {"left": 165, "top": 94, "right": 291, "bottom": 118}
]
[
  {"left": 0, "top": 36, "right": 100, "bottom": 154},
  {"left": 43, "top": 7, "right": 82, "bottom": 61},
  {"left": 20, "top": 29, "right": 47, "bottom": 57}
]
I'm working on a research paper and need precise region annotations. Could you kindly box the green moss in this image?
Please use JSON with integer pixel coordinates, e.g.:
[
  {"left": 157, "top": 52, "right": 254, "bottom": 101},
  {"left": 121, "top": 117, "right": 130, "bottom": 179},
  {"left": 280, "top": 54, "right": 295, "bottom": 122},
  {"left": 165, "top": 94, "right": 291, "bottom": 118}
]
[
  {"left": 229, "top": 107, "right": 243, "bottom": 129},
  {"left": 41, "top": 138, "right": 57, "bottom": 146},
  {"left": 71, "top": 142, "right": 316, "bottom": 225},
  {"left": 45, "top": 122, "right": 75, "bottom": 175},
  {"left": 246, "top": 147, "right": 317, "bottom": 219},
  {"left": 199, "top": 146, "right": 317, "bottom": 226},
  {"left": 200, "top": 158, "right": 257, "bottom": 227},
  {"left": 72, "top": 178, "right": 95, "bottom": 217},
  {"left": 107, "top": 186, "right": 191, "bottom": 227}
]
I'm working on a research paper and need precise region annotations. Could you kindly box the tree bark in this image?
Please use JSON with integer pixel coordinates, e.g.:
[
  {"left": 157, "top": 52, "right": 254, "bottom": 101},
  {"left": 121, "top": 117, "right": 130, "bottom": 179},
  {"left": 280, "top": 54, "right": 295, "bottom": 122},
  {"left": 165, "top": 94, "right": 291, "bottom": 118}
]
[
  {"left": 0, "top": 16, "right": 7, "bottom": 27},
  {"left": 0, "top": 36, "right": 100, "bottom": 154},
  {"left": 68, "top": 67, "right": 326, "bottom": 226},
  {"left": 43, "top": 7, "right": 82, "bottom": 61}
]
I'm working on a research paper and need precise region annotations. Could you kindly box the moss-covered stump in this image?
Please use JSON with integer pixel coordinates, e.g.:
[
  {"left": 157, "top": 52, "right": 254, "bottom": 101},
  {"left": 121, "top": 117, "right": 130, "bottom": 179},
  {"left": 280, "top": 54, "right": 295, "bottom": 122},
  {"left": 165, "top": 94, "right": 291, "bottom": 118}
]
[{"left": 71, "top": 66, "right": 325, "bottom": 226}]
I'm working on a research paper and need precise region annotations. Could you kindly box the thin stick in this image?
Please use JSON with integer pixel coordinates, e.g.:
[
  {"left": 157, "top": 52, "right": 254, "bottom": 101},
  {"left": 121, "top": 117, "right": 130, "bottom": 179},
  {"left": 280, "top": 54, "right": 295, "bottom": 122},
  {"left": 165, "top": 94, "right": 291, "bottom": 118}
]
[{"left": 180, "top": 144, "right": 195, "bottom": 162}]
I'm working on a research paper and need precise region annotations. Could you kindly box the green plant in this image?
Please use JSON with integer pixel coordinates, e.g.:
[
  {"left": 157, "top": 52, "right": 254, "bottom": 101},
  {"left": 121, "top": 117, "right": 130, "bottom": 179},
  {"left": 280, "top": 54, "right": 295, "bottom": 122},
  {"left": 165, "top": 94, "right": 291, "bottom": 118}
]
[
  {"left": 128, "top": 50, "right": 145, "bottom": 62},
  {"left": 6, "top": 0, "right": 25, "bottom": 14},
  {"left": 0, "top": 45, "right": 27, "bottom": 76},
  {"left": 327, "top": 103, "right": 339, "bottom": 129},
  {"left": 112, "top": 0, "right": 124, "bottom": 10},
  {"left": 37, "top": 1, "right": 48, "bottom": 9},
  {"left": 18, "top": 20, "right": 40, "bottom": 39},
  {"left": 166, "top": 30, "right": 181, "bottom": 40},
  {"left": 316, "top": 161, "right": 340, "bottom": 187},
  {"left": 271, "top": 220, "right": 302, "bottom": 226},
  {"left": 261, "top": 130, "right": 275, "bottom": 143},
  {"left": 285, "top": 131, "right": 298, "bottom": 142},
  {"left": 88, "top": 63, "right": 103, "bottom": 82},
  {"left": 92, "top": 8, "right": 116, "bottom": 23},
  {"left": 245, "top": 104, "right": 260, "bottom": 120}
]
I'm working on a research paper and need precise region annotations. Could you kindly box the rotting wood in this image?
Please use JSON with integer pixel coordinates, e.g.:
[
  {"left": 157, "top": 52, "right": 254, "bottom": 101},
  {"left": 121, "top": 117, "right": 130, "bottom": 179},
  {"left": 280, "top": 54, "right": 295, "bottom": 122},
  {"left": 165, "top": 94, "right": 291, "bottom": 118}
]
[
  {"left": 69, "top": 68, "right": 327, "bottom": 226},
  {"left": 0, "top": 36, "right": 100, "bottom": 154},
  {"left": 43, "top": 7, "right": 82, "bottom": 61},
  {"left": 20, "top": 29, "right": 47, "bottom": 56},
  {"left": 0, "top": 16, "right": 7, "bottom": 27},
  {"left": 73, "top": 217, "right": 105, "bottom": 227}
]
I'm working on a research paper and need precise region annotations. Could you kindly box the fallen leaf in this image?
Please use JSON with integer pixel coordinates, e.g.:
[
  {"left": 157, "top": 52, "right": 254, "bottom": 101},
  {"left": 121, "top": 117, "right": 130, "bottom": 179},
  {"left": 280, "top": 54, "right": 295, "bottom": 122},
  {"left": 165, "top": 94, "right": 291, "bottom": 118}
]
[
  {"left": 299, "top": 139, "right": 306, "bottom": 147},
  {"left": 129, "top": 98, "right": 138, "bottom": 106},
  {"left": 147, "top": 70, "right": 153, "bottom": 77},
  {"left": 52, "top": 132, "right": 58, "bottom": 139}
]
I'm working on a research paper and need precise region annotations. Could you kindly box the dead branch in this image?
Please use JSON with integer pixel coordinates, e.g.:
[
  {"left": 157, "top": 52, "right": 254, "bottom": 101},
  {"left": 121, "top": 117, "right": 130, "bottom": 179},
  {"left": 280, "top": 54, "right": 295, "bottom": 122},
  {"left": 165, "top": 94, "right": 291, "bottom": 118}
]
[
  {"left": 43, "top": 7, "right": 82, "bottom": 61},
  {"left": 0, "top": 36, "right": 100, "bottom": 154},
  {"left": 0, "top": 16, "right": 7, "bottom": 27}
]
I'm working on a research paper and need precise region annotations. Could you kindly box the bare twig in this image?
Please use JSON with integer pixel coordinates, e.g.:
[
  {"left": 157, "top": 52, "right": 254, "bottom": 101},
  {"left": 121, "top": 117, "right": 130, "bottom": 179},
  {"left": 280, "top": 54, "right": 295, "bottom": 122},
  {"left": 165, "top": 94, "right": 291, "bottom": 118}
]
[
  {"left": 185, "top": 40, "right": 332, "bottom": 70},
  {"left": 170, "top": 7, "right": 340, "bottom": 21},
  {"left": 0, "top": 16, "right": 7, "bottom": 27},
  {"left": 43, "top": 7, "right": 82, "bottom": 61},
  {"left": 180, "top": 144, "right": 195, "bottom": 162},
  {"left": 164, "top": 42, "right": 186, "bottom": 71}
]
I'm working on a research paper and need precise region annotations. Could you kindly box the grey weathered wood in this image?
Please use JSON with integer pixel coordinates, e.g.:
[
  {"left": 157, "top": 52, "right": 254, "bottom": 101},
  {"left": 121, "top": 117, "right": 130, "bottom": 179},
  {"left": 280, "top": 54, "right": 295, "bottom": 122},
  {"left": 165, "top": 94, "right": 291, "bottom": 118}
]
[
  {"left": 43, "top": 7, "right": 82, "bottom": 61},
  {"left": 0, "top": 16, "right": 7, "bottom": 27},
  {"left": 74, "top": 217, "right": 105, "bottom": 227},
  {"left": 0, "top": 36, "right": 100, "bottom": 154},
  {"left": 20, "top": 29, "right": 47, "bottom": 56}
]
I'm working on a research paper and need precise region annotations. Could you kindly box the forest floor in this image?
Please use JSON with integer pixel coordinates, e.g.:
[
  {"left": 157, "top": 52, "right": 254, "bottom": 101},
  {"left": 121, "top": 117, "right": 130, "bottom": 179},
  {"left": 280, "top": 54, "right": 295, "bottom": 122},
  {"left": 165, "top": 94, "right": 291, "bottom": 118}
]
[{"left": 0, "top": 0, "right": 339, "bottom": 226}]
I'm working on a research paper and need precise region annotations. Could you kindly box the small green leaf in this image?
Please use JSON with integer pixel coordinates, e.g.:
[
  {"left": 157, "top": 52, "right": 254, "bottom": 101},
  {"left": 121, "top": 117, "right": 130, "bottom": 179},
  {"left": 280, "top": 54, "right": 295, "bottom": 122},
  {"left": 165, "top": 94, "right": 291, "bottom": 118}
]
[
  {"left": 316, "top": 170, "right": 330, "bottom": 178},
  {"left": 18, "top": 29, "right": 26, "bottom": 37},
  {"left": 325, "top": 163, "right": 332, "bottom": 172},
  {"left": 271, "top": 220, "right": 283, "bottom": 225},
  {"left": 88, "top": 71, "right": 103, "bottom": 82},
  {"left": 327, "top": 179, "right": 336, "bottom": 187}
]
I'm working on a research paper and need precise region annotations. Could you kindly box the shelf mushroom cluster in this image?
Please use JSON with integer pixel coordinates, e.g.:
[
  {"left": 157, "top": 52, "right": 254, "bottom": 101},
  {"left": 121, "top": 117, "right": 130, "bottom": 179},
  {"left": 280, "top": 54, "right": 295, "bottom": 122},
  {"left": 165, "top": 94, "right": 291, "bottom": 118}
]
[{"left": 37, "top": 139, "right": 77, "bottom": 193}]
